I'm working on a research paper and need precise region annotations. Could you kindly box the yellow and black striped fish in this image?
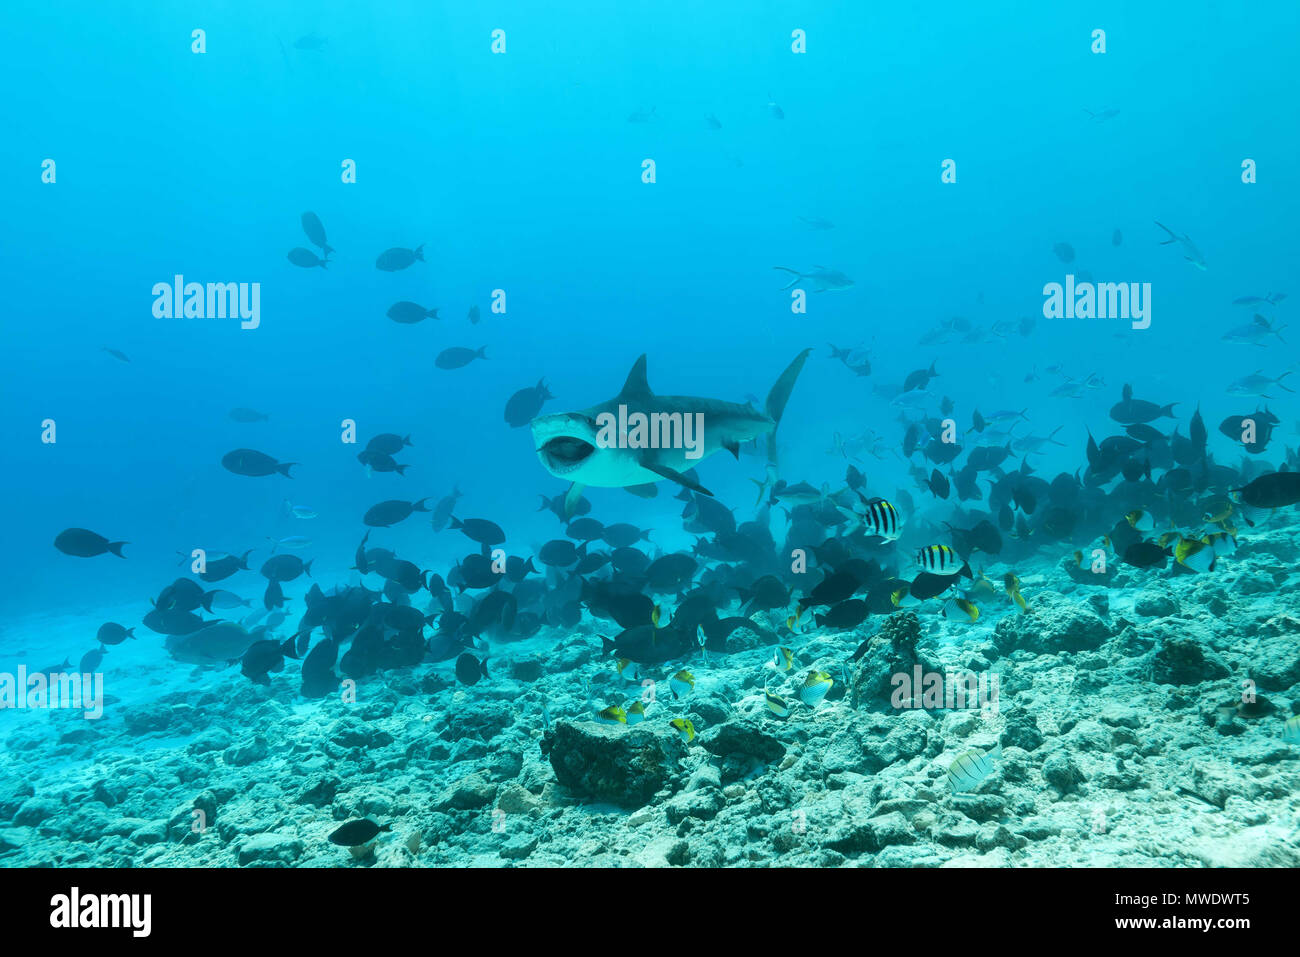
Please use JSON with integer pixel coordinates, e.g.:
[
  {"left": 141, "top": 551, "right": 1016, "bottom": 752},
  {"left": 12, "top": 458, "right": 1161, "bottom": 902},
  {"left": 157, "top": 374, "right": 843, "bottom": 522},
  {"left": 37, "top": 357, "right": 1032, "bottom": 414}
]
[
  {"left": 860, "top": 497, "right": 902, "bottom": 541},
  {"left": 765, "top": 691, "right": 791, "bottom": 717},
  {"left": 915, "top": 544, "right": 966, "bottom": 576}
]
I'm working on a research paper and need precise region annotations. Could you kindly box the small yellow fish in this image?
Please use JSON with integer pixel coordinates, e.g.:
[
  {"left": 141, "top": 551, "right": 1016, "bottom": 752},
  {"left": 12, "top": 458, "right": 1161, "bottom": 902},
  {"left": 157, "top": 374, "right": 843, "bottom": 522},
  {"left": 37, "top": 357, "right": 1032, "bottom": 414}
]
[
  {"left": 1209, "top": 531, "right": 1237, "bottom": 557},
  {"left": 669, "top": 669, "right": 694, "bottom": 699},
  {"left": 651, "top": 604, "right": 662, "bottom": 627},
  {"left": 800, "top": 670, "right": 833, "bottom": 708},
  {"left": 942, "top": 597, "right": 980, "bottom": 622},
  {"left": 765, "top": 691, "right": 791, "bottom": 717},
  {"left": 1003, "top": 572, "right": 1028, "bottom": 611},
  {"left": 1283, "top": 715, "right": 1300, "bottom": 745},
  {"left": 1174, "top": 535, "right": 1216, "bottom": 573},
  {"left": 615, "top": 658, "right": 642, "bottom": 682},
  {"left": 625, "top": 701, "right": 646, "bottom": 725},
  {"left": 890, "top": 587, "right": 919, "bottom": 608},
  {"left": 966, "top": 573, "right": 998, "bottom": 602},
  {"left": 1125, "top": 510, "right": 1155, "bottom": 533},
  {"left": 597, "top": 705, "right": 627, "bottom": 725},
  {"left": 1203, "top": 500, "right": 1233, "bottom": 524},
  {"left": 768, "top": 646, "right": 794, "bottom": 672},
  {"left": 670, "top": 717, "right": 696, "bottom": 743}
]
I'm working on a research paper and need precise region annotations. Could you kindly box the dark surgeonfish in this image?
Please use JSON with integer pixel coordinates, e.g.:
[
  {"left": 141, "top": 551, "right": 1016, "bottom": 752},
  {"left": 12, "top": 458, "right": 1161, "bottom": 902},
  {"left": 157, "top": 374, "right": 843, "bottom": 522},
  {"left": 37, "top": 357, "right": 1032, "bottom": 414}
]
[
  {"left": 450, "top": 517, "right": 505, "bottom": 546},
  {"left": 54, "top": 528, "right": 126, "bottom": 558},
  {"left": 927, "top": 469, "right": 950, "bottom": 499},
  {"left": 455, "top": 652, "right": 489, "bottom": 685},
  {"left": 538, "top": 539, "right": 585, "bottom": 567},
  {"left": 101, "top": 346, "right": 130, "bottom": 362},
  {"left": 600, "top": 623, "right": 693, "bottom": 665},
  {"left": 364, "top": 433, "right": 412, "bottom": 456},
  {"left": 1234, "top": 471, "right": 1300, "bottom": 509},
  {"left": 1218, "top": 409, "right": 1280, "bottom": 455},
  {"left": 601, "top": 523, "right": 649, "bottom": 548},
  {"left": 816, "top": 598, "right": 870, "bottom": 629},
  {"left": 1109, "top": 384, "right": 1177, "bottom": 424},
  {"left": 229, "top": 407, "right": 269, "bottom": 422},
  {"left": 357, "top": 449, "right": 408, "bottom": 475},
  {"left": 79, "top": 647, "right": 106, "bottom": 672},
  {"left": 155, "top": 577, "right": 208, "bottom": 612},
  {"left": 371, "top": 556, "right": 424, "bottom": 592},
  {"left": 301, "top": 637, "right": 339, "bottom": 698},
  {"left": 222, "top": 449, "right": 296, "bottom": 478},
  {"left": 436, "top": 347, "right": 488, "bottom": 370},
  {"left": 1121, "top": 541, "right": 1170, "bottom": 569},
  {"left": 505, "top": 378, "right": 554, "bottom": 427},
  {"left": 239, "top": 638, "right": 292, "bottom": 685},
  {"left": 375, "top": 245, "right": 425, "bottom": 271},
  {"left": 287, "top": 247, "right": 328, "bottom": 268},
  {"left": 198, "top": 550, "right": 252, "bottom": 583},
  {"left": 386, "top": 301, "right": 439, "bottom": 324},
  {"left": 97, "top": 622, "right": 135, "bottom": 645},
  {"left": 903, "top": 361, "right": 938, "bottom": 392},
  {"left": 143, "top": 607, "right": 209, "bottom": 636},
  {"left": 363, "top": 498, "right": 430, "bottom": 528},
  {"left": 261, "top": 554, "right": 313, "bottom": 582},
  {"left": 300, "top": 211, "right": 334, "bottom": 258},
  {"left": 329, "top": 820, "right": 390, "bottom": 847}
]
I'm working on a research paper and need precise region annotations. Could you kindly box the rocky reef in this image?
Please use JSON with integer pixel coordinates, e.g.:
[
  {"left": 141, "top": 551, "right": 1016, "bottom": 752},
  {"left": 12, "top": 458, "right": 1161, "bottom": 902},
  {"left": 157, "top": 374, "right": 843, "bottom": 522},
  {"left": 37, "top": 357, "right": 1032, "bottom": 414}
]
[{"left": 2, "top": 519, "right": 1300, "bottom": 868}]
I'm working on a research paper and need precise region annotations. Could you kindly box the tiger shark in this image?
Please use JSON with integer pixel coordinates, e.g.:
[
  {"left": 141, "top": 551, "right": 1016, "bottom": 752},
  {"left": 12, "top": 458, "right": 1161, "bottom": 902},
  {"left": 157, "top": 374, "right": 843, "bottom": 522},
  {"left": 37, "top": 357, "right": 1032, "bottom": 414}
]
[{"left": 531, "top": 349, "right": 811, "bottom": 516}]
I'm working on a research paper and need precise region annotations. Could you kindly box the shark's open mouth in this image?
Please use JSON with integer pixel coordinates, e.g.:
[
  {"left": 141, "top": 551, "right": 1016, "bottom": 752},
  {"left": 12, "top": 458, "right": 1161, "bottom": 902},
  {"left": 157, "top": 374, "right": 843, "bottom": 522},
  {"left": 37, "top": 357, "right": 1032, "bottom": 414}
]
[{"left": 540, "top": 436, "right": 595, "bottom": 474}]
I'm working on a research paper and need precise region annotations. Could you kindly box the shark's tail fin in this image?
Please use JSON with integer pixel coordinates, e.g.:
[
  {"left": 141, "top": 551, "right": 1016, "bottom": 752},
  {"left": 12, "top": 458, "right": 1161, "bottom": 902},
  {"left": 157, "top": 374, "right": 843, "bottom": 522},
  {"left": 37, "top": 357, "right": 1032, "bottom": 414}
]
[{"left": 765, "top": 348, "right": 812, "bottom": 466}]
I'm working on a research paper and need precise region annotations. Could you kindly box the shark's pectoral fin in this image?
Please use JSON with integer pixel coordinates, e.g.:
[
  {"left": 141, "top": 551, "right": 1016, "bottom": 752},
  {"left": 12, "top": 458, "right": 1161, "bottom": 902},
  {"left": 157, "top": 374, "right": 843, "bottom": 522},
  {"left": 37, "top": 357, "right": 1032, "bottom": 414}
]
[
  {"left": 724, "top": 441, "right": 740, "bottom": 460},
  {"left": 643, "top": 460, "right": 713, "bottom": 497},
  {"left": 563, "top": 482, "right": 586, "bottom": 519}
]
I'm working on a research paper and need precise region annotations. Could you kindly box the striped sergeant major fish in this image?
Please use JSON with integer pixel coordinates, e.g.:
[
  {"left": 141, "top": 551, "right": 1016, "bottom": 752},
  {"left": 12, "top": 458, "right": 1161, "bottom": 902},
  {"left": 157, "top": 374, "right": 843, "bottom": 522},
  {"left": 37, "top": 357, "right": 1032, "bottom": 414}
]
[
  {"left": 915, "top": 544, "right": 972, "bottom": 578},
  {"left": 837, "top": 495, "right": 903, "bottom": 541}
]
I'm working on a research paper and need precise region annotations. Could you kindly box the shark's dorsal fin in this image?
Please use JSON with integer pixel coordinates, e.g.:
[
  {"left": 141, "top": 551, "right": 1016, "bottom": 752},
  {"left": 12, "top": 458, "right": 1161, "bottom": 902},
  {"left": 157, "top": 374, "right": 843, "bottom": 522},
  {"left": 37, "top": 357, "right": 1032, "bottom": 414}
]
[{"left": 619, "top": 354, "right": 653, "bottom": 398}]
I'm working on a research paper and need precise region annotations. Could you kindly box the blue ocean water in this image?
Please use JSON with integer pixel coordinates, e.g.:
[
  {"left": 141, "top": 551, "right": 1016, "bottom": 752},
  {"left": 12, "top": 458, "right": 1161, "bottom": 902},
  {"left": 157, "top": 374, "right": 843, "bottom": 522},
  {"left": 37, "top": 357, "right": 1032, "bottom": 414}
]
[{"left": 2, "top": 2, "right": 1299, "bottom": 869}]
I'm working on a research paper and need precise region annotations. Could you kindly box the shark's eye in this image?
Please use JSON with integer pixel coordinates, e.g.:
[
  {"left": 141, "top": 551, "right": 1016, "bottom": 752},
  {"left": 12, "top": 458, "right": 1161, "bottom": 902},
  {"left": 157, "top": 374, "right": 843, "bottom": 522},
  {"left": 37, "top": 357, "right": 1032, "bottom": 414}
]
[{"left": 542, "top": 436, "right": 595, "bottom": 466}]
